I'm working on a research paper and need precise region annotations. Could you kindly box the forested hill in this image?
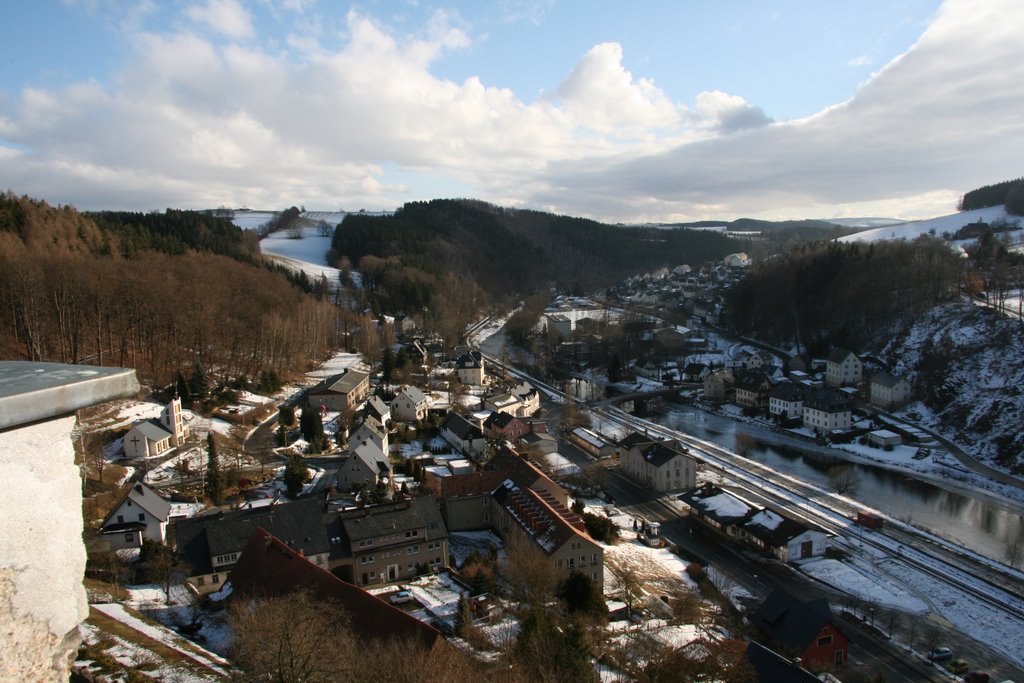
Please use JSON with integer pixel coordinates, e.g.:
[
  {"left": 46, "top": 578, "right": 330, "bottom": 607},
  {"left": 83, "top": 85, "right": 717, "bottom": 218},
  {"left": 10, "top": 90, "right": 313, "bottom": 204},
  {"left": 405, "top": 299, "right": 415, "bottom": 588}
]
[
  {"left": 0, "top": 192, "right": 259, "bottom": 262},
  {"left": 0, "top": 193, "right": 338, "bottom": 387},
  {"left": 330, "top": 199, "right": 737, "bottom": 309},
  {"left": 726, "top": 238, "right": 962, "bottom": 356},
  {"left": 959, "top": 176, "right": 1024, "bottom": 214}
]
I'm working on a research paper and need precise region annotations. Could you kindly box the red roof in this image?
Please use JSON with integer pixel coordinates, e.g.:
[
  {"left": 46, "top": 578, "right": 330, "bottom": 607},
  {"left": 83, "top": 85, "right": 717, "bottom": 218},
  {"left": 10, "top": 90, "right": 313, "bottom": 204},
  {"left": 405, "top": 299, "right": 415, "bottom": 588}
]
[{"left": 229, "top": 527, "right": 443, "bottom": 650}]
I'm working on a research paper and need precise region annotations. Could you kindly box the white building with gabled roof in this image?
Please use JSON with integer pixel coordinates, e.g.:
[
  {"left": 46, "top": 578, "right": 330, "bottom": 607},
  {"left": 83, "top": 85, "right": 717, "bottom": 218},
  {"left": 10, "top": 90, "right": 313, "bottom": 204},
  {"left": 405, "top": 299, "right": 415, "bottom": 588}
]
[
  {"left": 123, "top": 396, "right": 189, "bottom": 459},
  {"left": 98, "top": 482, "right": 173, "bottom": 549}
]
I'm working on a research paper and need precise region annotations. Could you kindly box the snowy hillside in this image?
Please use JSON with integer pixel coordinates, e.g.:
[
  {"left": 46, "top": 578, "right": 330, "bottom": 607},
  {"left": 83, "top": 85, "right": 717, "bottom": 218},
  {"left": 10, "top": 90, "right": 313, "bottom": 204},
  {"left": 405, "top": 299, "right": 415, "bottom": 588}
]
[
  {"left": 883, "top": 302, "right": 1024, "bottom": 471},
  {"left": 839, "top": 205, "right": 1020, "bottom": 243}
]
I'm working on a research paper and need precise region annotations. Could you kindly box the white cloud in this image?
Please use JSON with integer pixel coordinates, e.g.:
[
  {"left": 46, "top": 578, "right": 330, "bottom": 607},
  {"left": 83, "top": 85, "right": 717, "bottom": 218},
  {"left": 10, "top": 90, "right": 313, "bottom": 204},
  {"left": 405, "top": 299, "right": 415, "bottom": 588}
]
[
  {"left": 184, "top": 0, "right": 255, "bottom": 39},
  {"left": 0, "top": 0, "right": 1021, "bottom": 223},
  {"left": 548, "top": 42, "right": 685, "bottom": 134},
  {"left": 847, "top": 55, "right": 872, "bottom": 67},
  {"left": 695, "top": 90, "right": 773, "bottom": 133}
]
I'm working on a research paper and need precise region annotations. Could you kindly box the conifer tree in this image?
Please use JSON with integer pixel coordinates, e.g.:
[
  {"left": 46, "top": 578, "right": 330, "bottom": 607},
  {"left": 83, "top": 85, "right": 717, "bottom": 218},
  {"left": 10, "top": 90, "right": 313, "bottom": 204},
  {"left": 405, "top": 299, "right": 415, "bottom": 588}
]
[{"left": 205, "top": 432, "right": 224, "bottom": 505}]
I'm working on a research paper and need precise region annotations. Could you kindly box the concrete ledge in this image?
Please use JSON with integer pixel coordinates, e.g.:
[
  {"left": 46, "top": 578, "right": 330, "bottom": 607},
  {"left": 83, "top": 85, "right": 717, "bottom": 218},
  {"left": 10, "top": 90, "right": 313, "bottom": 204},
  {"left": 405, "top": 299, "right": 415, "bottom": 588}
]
[{"left": 0, "top": 361, "right": 140, "bottom": 431}]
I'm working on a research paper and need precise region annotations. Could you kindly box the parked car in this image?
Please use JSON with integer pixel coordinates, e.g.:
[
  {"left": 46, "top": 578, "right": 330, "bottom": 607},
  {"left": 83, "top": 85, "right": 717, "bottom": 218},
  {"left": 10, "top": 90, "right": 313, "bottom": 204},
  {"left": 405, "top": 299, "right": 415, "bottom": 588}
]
[
  {"left": 949, "top": 659, "right": 970, "bottom": 675},
  {"left": 389, "top": 590, "right": 414, "bottom": 605},
  {"left": 927, "top": 647, "right": 953, "bottom": 661},
  {"left": 963, "top": 673, "right": 990, "bottom": 683}
]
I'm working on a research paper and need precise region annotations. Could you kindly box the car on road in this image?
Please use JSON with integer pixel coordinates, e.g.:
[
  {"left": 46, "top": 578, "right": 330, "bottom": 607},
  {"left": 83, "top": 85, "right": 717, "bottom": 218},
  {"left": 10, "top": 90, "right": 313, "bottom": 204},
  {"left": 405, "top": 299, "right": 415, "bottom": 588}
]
[
  {"left": 389, "top": 590, "right": 414, "bottom": 605},
  {"left": 927, "top": 646, "right": 953, "bottom": 661}
]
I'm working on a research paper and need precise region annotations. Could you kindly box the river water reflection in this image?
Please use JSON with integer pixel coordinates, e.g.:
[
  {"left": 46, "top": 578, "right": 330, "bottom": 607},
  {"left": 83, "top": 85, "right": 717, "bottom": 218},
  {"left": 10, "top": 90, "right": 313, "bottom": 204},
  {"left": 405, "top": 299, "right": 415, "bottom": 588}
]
[{"left": 654, "top": 404, "right": 1024, "bottom": 562}]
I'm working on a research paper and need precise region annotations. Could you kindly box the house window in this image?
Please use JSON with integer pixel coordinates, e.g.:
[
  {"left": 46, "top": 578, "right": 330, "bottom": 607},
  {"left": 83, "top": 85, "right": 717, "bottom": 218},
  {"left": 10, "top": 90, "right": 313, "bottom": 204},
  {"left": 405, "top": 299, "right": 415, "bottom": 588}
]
[
  {"left": 592, "top": 553, "right": 599, "bottom": 565},
  {"left": 124, "top": 534, "right": 134, "bottom": 543},
  {"left": 817, "top": 635, "right": 833, "bottom": 647},
  {"left": 212, "top": 574, "right": 219, "bottom": 584}
]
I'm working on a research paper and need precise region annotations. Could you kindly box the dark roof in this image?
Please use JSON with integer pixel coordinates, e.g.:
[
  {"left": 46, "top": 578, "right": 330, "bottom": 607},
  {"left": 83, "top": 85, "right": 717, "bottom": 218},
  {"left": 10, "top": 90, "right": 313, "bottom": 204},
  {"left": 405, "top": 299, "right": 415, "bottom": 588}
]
[
  {"left": 742, "top": 510, "right": 819, "bottom": 547},
  {"left": 804, "top": 387, "right": 852, "bottom": 412},
  {"left": 769, "top": 382, "right": 805, "bottom": 402},
  {"left": 483, "top": 411, "right": 519, "bottom": 430},
  {"left": 744, "top": 641, "right": 822, "bottom": 683},
  {"left": 827, "top": 347, "right": 856, "bottom": 364},
  {"left": 365, "top": 396, "right": 390, "bottom": 420},
  {"left": 733, "top": 368, "right": 772, "bottom": 391},
  {"left": 338, "top": 496, "right": 447, "bottom": 543},
  {"left": 638, "top": 440, "right": 689, "bottom": 467},
  {"left": 173, "top": 498, "right": 328, "bottom": 575},
  {"left": 752, "top": 588, "right": 843, "bottom": 653},
  {"left": 441, "top": 413, "right": 483, "bottom": 440},
  {"left": 618, "top": 431, "right": 654, "bottom": 450},
  {"left": 454, "top": 351, "right": 482, "bottom": 369},
  {"left": 310, "top": 368, "right": 368, "bottom": 396},
  {"left": 229, "top": 527, "right": 444, "bottom": 651},
  {"left": 484, "top": 446, "right": 544, "bottom": 490},
  {"left": 440, "top": 471, "right": 506, "bottom": 500},
  {"left": 683, "top": 362, "right": 708, "bottom": 375},
  {"left": 871, "top": 371, "right": 907, "bottom": 388}
]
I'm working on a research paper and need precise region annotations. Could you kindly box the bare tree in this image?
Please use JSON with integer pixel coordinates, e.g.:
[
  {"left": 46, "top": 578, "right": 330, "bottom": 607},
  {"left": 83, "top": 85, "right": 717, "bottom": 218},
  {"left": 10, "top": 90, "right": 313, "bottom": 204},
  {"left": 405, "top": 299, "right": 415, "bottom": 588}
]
[
  {"left": 229, "top": 590, "right": 358, "bottom": 682},
  {"left": 827, "top": 464, "right": 861, "bottom": 495},
  {"left": 500, "top": 533, "right": 558, "bottom": 607},
  {"left": 605, "top": 555, "right": 646, "bottom": 619},
  {"left": 734, "top": 433, "right": 757, "bottom": 457}
]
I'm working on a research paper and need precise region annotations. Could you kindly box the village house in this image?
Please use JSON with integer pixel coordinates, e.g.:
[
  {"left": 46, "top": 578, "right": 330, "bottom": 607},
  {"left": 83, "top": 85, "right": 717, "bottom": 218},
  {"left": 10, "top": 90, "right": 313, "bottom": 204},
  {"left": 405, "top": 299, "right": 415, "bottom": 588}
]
[
  {"left": 123, "top": 396, "right": 189, "bottom": 460},
  {"left": 569, "top": 426, "right": 617, "bottom": 458},
  {"left": 511, "top": 382, "right": 541, "bottom": 416},
  {"left": 483, "top": 392, "right": 521, "bottom": 416},
  {"left": 738, "top": 508, "right": 828, "bottom": 561},
  {"left": 618, "top": 431, "right": 698, "bottom": 492},
  {"left": 702, "top": 368, "right": 734, "bottom": 402},
  {"left": 517, "top": 430, "right": 558, "bottom": 455},
  {"left": 350, "top": 416, "right": 388, "bottom": 453},
  {"left": 307, "top": 368, "right": 371, "bottom": 412},
  {"left": 483, "top": 411, "right": 529, "bottom": 440},
  {"left": 454, "top": 351, "right": 485, "bottom": 386},
  {"left": 825, "top": 348, "right": 862, "bottom": 388},
  {"left": 493, "top": 479, "right": 605, "bottom": 587},
  {"left": 803, "top": 387, "right": 852, "bottom": 434},
  {"left": 733, "top": 369, "right": 773, "bottom": 410},
  {"left": 98, "top": 482, "right": 172, "bottom": 550},
  {"left": 338, "top": 441, "right": 393, "bottom": 491},
  {"left": 680, "top": 483, "right": 758, "bottom": 540},
  {"left": 391, "top": 384, "right": 430, "bottom": 422},
  {"left": 869, "top": 372, "right": 913, "bottom": 410},
  {"left": 544, "top": 313, "right": 573, "bottom": 338},
  {"left": 768, "top": 382, "right": 806, "bottom": 421},
  {"left": 752, "top": 589, "right": 849, "bottom": 670},
  {"left": 440, "top": 412, "right": 486, "bottom": 459},
  {"left": 326, "top": 496, "right": 448, "bottom": 586},
  {"left": 364, "top": 395, "right": 391, "bottom": 425},
  {"left": 173, "top": 498, "right": 329, "bottom": 594},
  {"left": 682, "top": 362, "right": 710, "bottom": 383}
]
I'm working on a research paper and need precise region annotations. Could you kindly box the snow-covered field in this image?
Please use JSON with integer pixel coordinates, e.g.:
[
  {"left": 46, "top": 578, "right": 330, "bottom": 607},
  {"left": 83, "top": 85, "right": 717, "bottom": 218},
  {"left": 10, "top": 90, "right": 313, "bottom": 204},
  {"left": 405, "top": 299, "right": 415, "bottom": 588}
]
[
  {"left": 259, "top": 224, "right": 342, "bottom": 284},
  {"left": 839, "top": 205, "right": 1020, "bottom": 243}
]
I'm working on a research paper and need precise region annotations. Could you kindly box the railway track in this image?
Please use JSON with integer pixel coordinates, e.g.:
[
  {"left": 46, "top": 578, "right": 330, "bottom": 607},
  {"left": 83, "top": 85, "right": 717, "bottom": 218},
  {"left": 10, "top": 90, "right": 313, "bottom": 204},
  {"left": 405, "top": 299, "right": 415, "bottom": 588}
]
[
  {"left": 597, "top": 405, "right": 1024, "bottom": 623},
  {"left": 475, "top": 341, "right": 1024, "bottom": 624}
]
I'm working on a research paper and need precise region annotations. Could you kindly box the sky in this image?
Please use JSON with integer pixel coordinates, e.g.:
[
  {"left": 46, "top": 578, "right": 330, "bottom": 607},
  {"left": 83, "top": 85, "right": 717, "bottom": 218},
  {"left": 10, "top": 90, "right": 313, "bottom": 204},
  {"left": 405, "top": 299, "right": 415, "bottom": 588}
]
[{"left": 0, "top": 0, "right": 1022, "bottom": 223}]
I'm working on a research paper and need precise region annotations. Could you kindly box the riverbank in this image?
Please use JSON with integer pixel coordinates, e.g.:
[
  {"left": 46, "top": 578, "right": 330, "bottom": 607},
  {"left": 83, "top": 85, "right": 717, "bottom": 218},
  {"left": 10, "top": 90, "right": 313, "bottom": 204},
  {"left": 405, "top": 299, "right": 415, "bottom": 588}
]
[{"left": 670, "top": 401, "right": 1024, "bottom": 517}]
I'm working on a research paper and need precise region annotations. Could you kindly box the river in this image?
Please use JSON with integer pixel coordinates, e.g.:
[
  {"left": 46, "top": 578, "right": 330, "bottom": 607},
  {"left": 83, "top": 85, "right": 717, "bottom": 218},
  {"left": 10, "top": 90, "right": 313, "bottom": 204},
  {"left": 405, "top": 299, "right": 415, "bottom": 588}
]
[{"left": 659, "top": 402, "right": 1024, "bottom": 563}]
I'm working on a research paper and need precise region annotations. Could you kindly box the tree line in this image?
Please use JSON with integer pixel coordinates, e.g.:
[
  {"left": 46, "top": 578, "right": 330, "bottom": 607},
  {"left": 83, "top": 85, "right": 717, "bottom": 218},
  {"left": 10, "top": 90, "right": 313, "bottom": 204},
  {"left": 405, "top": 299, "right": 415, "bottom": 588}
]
[
  {"left": 726, "top": 237, "right": 962, "bottom": 356},
  {"left": 0, "top": 194, "right": 339, "bottom": 386},
  {"left": 959, "top": 176, "right": 1024, "bottom": 214}
]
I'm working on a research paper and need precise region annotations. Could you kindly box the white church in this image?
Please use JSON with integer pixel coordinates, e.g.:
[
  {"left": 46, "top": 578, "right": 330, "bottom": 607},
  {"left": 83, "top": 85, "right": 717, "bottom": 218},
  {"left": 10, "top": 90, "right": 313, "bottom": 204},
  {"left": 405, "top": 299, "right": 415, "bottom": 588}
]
[{"left": 123, "top": 397, "right": 189, "bottom": 460}]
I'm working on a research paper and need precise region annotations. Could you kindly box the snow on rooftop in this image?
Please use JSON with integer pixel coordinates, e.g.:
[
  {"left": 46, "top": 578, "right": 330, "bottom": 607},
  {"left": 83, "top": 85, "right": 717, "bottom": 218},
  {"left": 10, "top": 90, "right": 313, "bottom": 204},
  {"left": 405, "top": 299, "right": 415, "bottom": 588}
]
[
  {"left": 747, "top": 508, "right": 784, "bottom": 530},
  {"left": 700, "top": 492, "right": 754, "bottom": 519}
]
